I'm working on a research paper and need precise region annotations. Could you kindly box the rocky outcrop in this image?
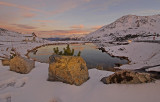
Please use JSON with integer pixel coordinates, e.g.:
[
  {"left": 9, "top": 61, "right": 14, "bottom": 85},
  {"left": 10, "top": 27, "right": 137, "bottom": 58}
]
[
  {"left": 48, "top": 55, "right": 89, "bottom": 86},
  {"left": 1, "top": 59, "right": 10, "bottom": 66},
  {"left": 101, "top": 70, "right": 153, "bottom": 84},
  {"left": 10, "top": 56, "right": 35, "bottom": 74}
]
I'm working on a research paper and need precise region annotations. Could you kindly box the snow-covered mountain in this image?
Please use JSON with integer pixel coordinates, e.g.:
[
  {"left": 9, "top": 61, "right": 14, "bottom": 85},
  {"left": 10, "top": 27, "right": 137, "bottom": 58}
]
[
  {"left": 86, "top": 14, "right": 160, "bottom": 42},
  {"left": 0, "top": 28, "right": 43, "bottom": 42}
]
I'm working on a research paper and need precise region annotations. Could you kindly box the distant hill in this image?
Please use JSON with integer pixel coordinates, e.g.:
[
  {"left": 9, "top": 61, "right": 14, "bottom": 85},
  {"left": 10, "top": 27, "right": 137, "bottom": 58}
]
[
  {"left": 0, "top": 28, "right": 44, "bottom": 42},
  {"left": 43, "top": 34, "right": 86, "bottom": 41},
  {"left": 85, "top": 14, "right": 160, "bottom": 42}
]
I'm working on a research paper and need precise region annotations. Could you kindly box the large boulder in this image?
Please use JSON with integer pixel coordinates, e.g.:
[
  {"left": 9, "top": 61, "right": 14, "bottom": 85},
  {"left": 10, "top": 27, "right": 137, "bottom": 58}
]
[
  {"left": 10, "top": 56, "right": 35, "bottom": 74},
  {"left": 48, "top": 55, "right": 89, "bottom": 86},
  {"left": 1, "top": 59, "right": 10, "bottom": 66},
  {"left": 101, "top": 70, "right": 153, "bottom": 84}
]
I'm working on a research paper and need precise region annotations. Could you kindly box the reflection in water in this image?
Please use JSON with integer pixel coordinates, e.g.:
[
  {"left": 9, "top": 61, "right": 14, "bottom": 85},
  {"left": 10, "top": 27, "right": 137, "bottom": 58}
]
[{"left": 28, "top": 43, "right": 128, "bottom": 69}]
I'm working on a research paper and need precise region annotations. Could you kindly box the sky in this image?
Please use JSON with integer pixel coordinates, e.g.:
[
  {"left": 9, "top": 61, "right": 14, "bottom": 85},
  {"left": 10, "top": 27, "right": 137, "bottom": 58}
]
[{"left": 0, "top": 0, "right": 160, "bottom": 38}]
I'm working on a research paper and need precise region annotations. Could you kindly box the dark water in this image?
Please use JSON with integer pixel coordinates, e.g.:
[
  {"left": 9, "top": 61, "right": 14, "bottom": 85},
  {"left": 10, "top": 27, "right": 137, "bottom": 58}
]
[{"left": 28, "top": 43, "right": 128, "bottom": 69}]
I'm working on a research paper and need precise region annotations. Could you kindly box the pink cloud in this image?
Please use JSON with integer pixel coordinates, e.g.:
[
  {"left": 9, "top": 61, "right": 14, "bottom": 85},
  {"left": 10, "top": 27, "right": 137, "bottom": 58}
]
[
  {"left": 0, "top": 24, "right": 37, "bottom": 33},
  {"left": 71, "top": 24, "right": 84, "bottom": 29},
  {"left": 92, "top": 25, "right": 102, "bottom": 30},
  {"left": 50, "top": 2, "right": 77, "bottom": 15},
  {"left": 23, "top": 12, "right": 36, "bottom": 18},
  {"left": 34, "top": 20, "right": 55, "bottom": 23},
  {"left": 50, "top": 0, "right": 92, "bottom": 15},
  {"left": 39, "top": 29, "right": 90, "bottom": 36},
  {"left": 0, "top": 0, "right": 92, "bottom": 16},
  {"left": 0, "top": 1, "right": 46, "bottom": 14}
]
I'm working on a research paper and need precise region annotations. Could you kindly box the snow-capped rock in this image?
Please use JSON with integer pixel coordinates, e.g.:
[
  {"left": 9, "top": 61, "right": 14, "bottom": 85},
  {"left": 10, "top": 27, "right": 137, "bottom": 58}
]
[{"left": 86, "top": 14, "right": 160, "bottom": 42}]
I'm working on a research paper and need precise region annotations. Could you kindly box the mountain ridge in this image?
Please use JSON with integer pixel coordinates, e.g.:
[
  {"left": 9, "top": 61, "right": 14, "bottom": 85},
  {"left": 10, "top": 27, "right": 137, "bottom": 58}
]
[{"left": 86, "top": 14, "right": 160, "bottom": 42}]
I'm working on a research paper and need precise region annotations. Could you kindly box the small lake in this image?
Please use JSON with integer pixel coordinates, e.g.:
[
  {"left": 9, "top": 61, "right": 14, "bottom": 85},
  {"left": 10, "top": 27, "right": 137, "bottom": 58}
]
[{"left": 28, "top": 43, "right": 128, "bottom": 69}]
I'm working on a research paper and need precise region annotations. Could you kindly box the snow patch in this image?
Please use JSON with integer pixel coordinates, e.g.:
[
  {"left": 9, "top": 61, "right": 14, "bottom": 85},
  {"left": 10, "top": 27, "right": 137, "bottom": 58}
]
[
  {"left": 146, "top": 66, "right": 160, "bottom": 72},
  {"left": 105, "top": 42, "right": 160, "bottom": 70}
]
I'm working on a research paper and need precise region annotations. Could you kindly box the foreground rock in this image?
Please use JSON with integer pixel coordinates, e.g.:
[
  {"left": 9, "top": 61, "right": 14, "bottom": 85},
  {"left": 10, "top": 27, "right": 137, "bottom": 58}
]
[
  {"left": 48, "top": 55, "right": 89, "bottom": 86},
  {"left": 10, "top": 56, "right": 35, "bottom": 74},
  {"left": 1, "top": 59, "right": 10, "bottom": 66},
  {"left": 101, "top": 70, "right": 153, "bottom": 84}
]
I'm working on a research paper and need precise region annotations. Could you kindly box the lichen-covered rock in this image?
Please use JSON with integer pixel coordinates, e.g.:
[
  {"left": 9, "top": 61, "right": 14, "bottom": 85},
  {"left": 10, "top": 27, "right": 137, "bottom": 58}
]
[
  {"left": 101, "top": 70, "right": 153, "bottom": 84},
  {"left": 2, "top": 59, "right": 10, "bottom": 66},
  {"left": 10, "top": 56, "right": 35, "bottom": 74},
  {"left": 48, "top": 55, "right": 89, "bottom": 86}
]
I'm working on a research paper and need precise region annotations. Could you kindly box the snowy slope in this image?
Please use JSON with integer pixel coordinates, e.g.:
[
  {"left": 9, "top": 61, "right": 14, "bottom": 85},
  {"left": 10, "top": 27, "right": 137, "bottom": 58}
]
[
  {"left": 0, "top": 28, "right": 25, "bottom": 42},
  {"left": 86, "top": 14, "right": 160, "bottom": 42},
  {"left": 0, "top": 28, "right": 44, "bottom": 42},
  {"left": 0, "top": 28, "right": 48, "bottom": 58}
]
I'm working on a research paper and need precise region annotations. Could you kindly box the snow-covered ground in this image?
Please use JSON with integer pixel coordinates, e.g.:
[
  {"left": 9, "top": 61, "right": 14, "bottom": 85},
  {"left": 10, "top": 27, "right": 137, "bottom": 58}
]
[
  {"left": 1, "top": 62, "right": 160, "bottom": 102},
  {"left": 146, "top": 66, "right": 160, "bottom": 72},
  {"left": 0, "top": 40, "right": 86, "bottom": 59},
  {"left": 1, "top": 40, "right": 160, "bottom": 102},
  {"left": 1, "top": 28, "right": 160, "bottom": 102},
  {"left": 105, "top": 42, "right": 160, "bottom": 70},
  {"left": 0, "top": 29, "right": 86, "bottom": 58}
]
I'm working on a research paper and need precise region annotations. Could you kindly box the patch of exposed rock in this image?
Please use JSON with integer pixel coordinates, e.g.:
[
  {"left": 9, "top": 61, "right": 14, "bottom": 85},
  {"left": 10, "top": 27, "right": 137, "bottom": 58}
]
[
  {"left": 48, "top": 55, "right": 89, "bottom": 86},
  {"left": 10, "top": 56, "right": 35, "bottom": 74},
  {"left": 101, "top": 70, "right": 153, "bottom": 84}
]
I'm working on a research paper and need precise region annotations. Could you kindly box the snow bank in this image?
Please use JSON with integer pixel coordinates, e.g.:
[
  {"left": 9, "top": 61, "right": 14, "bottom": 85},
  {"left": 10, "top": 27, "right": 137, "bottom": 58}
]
[
  {"left": 146, "top": 66, "right": 160, "bottom": 72},
  {"left": 0, "top": 28, "right": 160, "bottom": 102}
]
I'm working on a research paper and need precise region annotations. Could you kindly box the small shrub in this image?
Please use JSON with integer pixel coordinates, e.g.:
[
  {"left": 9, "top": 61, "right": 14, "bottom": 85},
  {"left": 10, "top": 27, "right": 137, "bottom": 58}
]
[
  {"left": 53, "top": 44, "right": 81, "bottom": 56},
  {"left": 77, "top": 51, "right": 81, "bottom": 56}
]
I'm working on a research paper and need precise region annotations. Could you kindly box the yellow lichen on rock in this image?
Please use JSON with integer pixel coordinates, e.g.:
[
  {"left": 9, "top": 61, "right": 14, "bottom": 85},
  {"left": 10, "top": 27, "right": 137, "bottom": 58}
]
[
  {"left": 10, "top": 56, "right": 35, "bottom": 74},
  {"left": 48, "top": 55, "right": 89, "bottom": 86},
  {"left": 101, "top": 70, "right": 153, "bottom": 84},
  {"left": 2, "top": 59, "right": 10, "bottom": 66}
]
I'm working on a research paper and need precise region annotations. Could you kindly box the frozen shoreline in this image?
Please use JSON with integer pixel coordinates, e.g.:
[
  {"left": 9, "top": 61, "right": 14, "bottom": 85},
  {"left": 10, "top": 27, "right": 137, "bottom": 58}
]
[
  {"left": 104, "top": 42, "right": 160, "bottom": 71},
  {"left": 0, "top": 40, "right": 86, "bottom": 59}
]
